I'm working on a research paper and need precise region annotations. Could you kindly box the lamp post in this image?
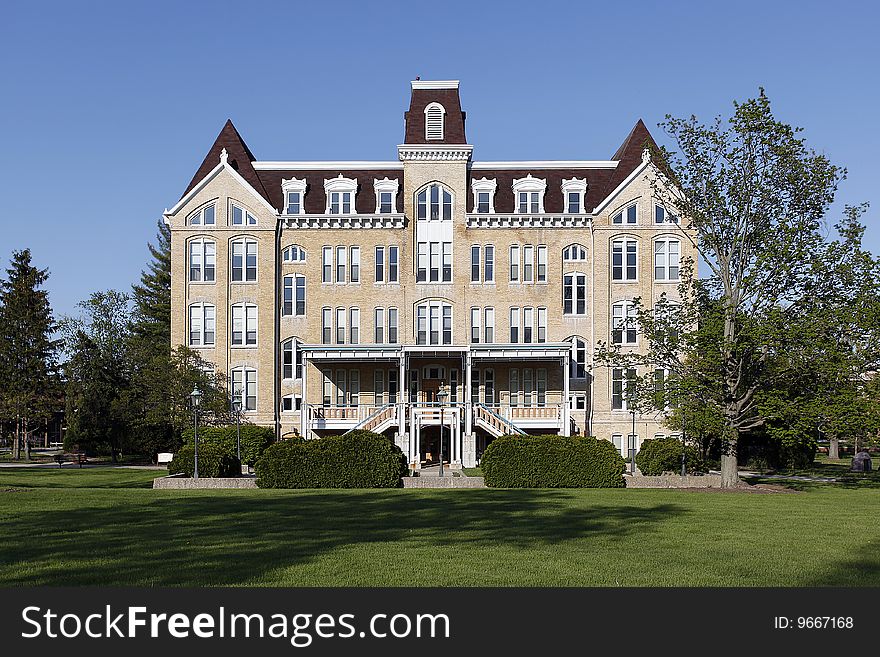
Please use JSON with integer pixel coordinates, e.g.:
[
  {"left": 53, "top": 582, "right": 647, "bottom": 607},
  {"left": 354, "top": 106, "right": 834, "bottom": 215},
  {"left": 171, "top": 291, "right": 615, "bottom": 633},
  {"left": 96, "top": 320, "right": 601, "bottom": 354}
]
[
  {"left": 232, "top": 398, "right": 242, "bottom": 465},
  {"left": 436, "top": 384, "right": 449, "bottom": 477},
  {"left": 680, "top": 407, "right": 687, "bottom": 477},
  {"left": 630, "top": 407, "right": 636, "bottom": 475},
  {"left": 190, "top": 387, "right": 202, "bottom": 479}
]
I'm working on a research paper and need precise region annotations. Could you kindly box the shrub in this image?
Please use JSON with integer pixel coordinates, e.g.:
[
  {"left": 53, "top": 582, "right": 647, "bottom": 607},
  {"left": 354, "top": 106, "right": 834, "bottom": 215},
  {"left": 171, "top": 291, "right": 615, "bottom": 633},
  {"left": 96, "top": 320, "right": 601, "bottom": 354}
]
[
  {"left": 635, "top": 437, "right": 705, "bottom": 476},
  {"left": 255, "top": 430, "right": 407, "bottom": 488},
  {"left": 480, "top": 434, "right": 625, "bottom": 488},
  {"left": 181, "top": 425, "right": 274, "bottom": 465},
  {"left": 168, "top": 443, "right": 241, "bottom": 478}
]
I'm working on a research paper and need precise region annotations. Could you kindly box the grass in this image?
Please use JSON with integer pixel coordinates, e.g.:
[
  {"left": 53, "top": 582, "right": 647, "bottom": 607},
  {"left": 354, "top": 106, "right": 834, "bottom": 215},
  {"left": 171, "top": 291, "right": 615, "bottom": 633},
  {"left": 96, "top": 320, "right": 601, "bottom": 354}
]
[{"left": 1, "top": 466, "right": 879, "bottom": 587}]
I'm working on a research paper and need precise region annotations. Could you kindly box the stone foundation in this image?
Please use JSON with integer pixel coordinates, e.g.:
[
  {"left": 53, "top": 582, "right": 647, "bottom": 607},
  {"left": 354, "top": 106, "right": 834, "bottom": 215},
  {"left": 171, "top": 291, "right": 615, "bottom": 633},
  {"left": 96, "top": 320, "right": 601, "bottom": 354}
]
[
  {"left": 153, "top": 476, "right": 257, "bottom": 489},
  {"left": 402, "top": 476, "right": 485, "bottom": 489},
  {"left": 625, "top": 474, "right": 722, "bottom": 488}
]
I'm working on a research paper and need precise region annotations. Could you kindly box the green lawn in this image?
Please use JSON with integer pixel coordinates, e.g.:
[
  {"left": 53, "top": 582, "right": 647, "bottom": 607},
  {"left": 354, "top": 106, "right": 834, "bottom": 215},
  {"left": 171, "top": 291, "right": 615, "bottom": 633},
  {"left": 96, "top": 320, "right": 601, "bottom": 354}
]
[{"left": 1, "top": 467, "right": 878, "bottom": 587}]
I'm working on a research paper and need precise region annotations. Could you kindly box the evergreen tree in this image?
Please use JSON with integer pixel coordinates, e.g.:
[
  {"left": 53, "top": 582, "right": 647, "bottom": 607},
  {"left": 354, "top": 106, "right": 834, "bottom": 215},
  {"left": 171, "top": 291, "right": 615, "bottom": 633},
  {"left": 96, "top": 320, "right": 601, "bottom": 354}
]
[
  {"left": 0, "top": 249, "right": 60, "bottom": 460},
  {"left": 130, "top": 219, "right": 171, "bottom": 346}
]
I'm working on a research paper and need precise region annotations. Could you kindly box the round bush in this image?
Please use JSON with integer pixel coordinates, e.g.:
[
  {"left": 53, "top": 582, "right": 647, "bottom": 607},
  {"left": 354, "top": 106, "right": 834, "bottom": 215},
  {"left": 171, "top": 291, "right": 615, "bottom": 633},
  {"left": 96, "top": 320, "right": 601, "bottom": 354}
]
[
  {"left": 168, "top": 443, "right": 241, "bottom": 478},
  {"left": 181, "top": 425, "right": 274, "bottom": 465},
  {"left": 635, "top": 437, "right": 705, "bottom": 475},
  {"left": 480, "top": 435, "right": 626, "bottom": 488},
  {"left": 255, "top": 430, "right": 407, "bottom": 489}
]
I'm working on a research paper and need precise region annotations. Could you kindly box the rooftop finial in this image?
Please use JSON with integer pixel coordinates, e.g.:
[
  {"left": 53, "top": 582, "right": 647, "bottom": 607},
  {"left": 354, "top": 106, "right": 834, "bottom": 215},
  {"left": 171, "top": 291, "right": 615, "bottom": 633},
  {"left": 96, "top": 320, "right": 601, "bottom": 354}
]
[{"left": 220, "top": 147, "right": 228, "bottom": 165}]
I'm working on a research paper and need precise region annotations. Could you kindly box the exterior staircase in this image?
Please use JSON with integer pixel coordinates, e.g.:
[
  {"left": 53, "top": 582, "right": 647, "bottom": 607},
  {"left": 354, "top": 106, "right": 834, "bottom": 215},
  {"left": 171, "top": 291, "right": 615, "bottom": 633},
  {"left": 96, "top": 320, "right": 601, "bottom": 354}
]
[
  {"left": 342, "top": 403, "right": 397, "bottom": 436},
  {"left": 473, "top": 403, "right": 527, "bottom": 437}
]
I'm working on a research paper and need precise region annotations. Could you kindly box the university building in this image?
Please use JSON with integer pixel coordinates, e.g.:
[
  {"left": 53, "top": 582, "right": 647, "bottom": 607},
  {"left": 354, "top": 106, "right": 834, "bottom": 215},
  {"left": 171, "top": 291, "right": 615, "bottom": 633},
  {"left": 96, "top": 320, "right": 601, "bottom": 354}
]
[{"left": 163, "top": 80, "right": 692, "bottom": 468}]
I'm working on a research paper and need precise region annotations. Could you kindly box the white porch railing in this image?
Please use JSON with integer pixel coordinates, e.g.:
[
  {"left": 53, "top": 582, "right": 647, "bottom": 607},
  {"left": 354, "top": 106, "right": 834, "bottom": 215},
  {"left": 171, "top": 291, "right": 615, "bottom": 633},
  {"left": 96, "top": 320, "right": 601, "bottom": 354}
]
[{"left": 485, "top": 404, "right": 563, "bottom": 424}]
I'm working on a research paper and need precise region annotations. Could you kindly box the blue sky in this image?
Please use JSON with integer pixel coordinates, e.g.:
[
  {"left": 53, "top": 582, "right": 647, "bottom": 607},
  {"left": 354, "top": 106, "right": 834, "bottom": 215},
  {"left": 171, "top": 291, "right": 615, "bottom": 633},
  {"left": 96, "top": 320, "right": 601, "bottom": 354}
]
[{"left": 2, "top": 0, "right": 877, "bottom": 318}]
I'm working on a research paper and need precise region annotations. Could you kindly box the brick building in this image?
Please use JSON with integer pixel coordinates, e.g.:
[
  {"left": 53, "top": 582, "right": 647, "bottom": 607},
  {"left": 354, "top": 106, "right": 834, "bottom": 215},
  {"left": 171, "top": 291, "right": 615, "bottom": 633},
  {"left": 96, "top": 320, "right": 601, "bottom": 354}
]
[{"left": 163, "top": 80, "right": 693, "bottom": 468}]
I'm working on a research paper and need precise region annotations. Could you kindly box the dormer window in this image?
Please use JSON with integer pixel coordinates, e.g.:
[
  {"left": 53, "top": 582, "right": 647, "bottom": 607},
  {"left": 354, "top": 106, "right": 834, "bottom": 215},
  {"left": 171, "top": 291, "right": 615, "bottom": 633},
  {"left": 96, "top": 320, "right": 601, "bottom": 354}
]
[
  {"left": 613, "top": 203, "right": 638, "bottom": 224},
  {"left": 561, "top": 178, "right": 588, "bottom": 214},
  {"left": 425, "top": 102, "right": 445, "bottom": 140},
  {"left": 512, "top": 175, "right": 546, "bottom": 214},
  {"left": 324, "top": 175, "right": 358, "bottom": 215},
  {"left": 281, "top": 178, "right": 307, "bottom": 215},
  {"left": 374, "top": 178, "right": 399, "bottom": 214},
  {"left": 471, "top": 178, "right": 497, "bottom": 214},
  {"left": 230, "top": 202, "right": 257, "bottom": 226},
  {"left": 188, "top": 204, "right": 215, "bottom": 226}
]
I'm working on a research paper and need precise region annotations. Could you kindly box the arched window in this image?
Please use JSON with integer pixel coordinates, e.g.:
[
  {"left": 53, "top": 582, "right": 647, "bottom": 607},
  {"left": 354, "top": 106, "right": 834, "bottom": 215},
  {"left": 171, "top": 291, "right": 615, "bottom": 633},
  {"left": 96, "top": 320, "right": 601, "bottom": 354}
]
[
  {"left": 568, "top": 337, "right": 588, "bottom": 379},
  {"left": 230, "top": 238, "right": 258, "bottom": 282},
  {"left": 563, "top": 243, "right": 588, "bottom": 262},
  {"left": 230, "top": 201, "right": 257, "bottom": 226},
  {"left": 282, "top": 245, "right": 306, "bottom": 262},
  {"left": 416, "top": 183, "right": 453, "bottom": 221},
  {"left": 188, "top": 238, "right": 216, "bottom": 282},
  {"left": 188, "top": 203, "right": 215, "bottom": 226},
  {"left": 414, "top": 299, "right": 453, "bottom": 345},
  {"left": 425, "top": 102, "right": 445, "bottom": 140}
]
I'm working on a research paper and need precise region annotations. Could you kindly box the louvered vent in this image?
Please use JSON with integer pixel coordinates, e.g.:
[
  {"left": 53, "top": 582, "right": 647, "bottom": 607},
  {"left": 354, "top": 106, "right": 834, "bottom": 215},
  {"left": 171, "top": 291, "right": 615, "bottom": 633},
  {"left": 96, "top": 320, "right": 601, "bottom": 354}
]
[{"left": 425, "top": 103, "right": 444, "bottom": 140}]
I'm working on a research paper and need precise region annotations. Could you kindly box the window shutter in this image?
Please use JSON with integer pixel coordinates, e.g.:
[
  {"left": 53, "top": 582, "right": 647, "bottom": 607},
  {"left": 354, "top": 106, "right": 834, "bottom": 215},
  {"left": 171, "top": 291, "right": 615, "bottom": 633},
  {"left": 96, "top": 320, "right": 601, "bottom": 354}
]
[{"left": 425, "top": 104, "right": 444, "bottom": 140}]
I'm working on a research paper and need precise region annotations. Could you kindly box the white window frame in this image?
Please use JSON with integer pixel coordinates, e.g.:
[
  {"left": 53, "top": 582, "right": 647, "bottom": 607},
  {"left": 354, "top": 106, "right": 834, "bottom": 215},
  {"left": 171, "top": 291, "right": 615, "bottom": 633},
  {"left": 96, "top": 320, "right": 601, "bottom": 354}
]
[
  {"left": 335, "top": 307, "right": 346, "bottom": 345},
  {"left": 324, "top": 175, "right": 358, "bottom": 215},
  {"left": 322, "top": 246, "right": 332, "bottom": 283},
  {"left": 374, "top": 177, "right": 399, "bottom": 214},
  {"left": 282, "top": 245, "right": 306, "bottom": 263},
  {"left": 350, "top": 246, "right": 360, "bottom": 283},
  {"left": 611, "top": 238, "right": 638, "bottom": 282},
  {"left": 612, "top": 202, "right": 638, "bottom": 225},
  {"left": 188, "top": 203, "right": 215, "bottom": 227},
  {"left": 512, "top": 175, "right": 546, "bottom": 214},
  {"left": 612, "top": 300, "right": 638, "bottom": 345},
  {"left": 416, "top": 183, "right": 453, "bottom": 222},
  {"left": 509, "top": 245, "right": 520, "bottom": 282},
  {"left": 654, "top": 238, "right": 680, "bottom": 282},
  {"left": 231, "top": 303, "right": 258, "bottom": 347},
  {"left": 188, "top": 303, "right": 215, "bottom": 347},
  {"left": 563, "top": 243, "right": 588, "bottom": 262},
  {"left": 388, "top": 307, "right": 399, "bottom": 344},
  {"left": 281, "top": 178, "right": 307, "bottom": 215},
  {"left": 415, "top": 300, "right": 453, "bottom": 345},
  {"left": 321, "top": 307, "right": 332, "bottom": 344},
  {"left": 537, "top": 245, "right": 547, "bottom": 283},
  {"left": 484, "top": 307, "right": 495, "bottom": 344},
  {"left": 231, "top": 367, "right": 257, "bottom": 412},
  {"left": 654, "top": 204, "right": 679, "bottom": 224},
  {"left": 563, "top": 272, "right": 587, "bottom": 316},
  {"left": 230, "top": 237, "right": 258, "bottom": 283},
  {"left": 374, "top": 307, "right": 385, "bottom": 343},
  {"left": 349, "top": 307, "right": 360, "bottom": 344},
  {"left": 188, "top": 238, "right": 216, "bottom": 283},
  {"left": 569, "top": 337, "right": 588, "bottom": 379},
  {"left": 230, "top": 201, "right": 257, "bottom": 226},
  {"left": 510, "top": 307, "right": 520, "bottom": 344},
  {"left": 561, "top": 177, "right": 587, "bottom": 214},
  {"left": 471, "top": 177, "right": 497, "bottom": 213},
  {"left": 470, "top": 307, "right": 481, "bottom": 344}
]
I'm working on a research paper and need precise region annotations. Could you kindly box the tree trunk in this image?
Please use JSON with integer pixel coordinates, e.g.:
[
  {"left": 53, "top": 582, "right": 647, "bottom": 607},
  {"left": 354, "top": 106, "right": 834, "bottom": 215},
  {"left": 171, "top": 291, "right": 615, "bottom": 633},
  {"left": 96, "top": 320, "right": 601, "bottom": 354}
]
[
  {"left": 828, "top": 436, "right": 839, "bottom": 460},
  {"left": 24, "top": 420, "right": 31, "bottom": 461},
  {"left": 721, "top": 442, "right": 739, "bottom": 488},
  {"left": 12, "top": 416, "right": 20, "bottom": 460}
]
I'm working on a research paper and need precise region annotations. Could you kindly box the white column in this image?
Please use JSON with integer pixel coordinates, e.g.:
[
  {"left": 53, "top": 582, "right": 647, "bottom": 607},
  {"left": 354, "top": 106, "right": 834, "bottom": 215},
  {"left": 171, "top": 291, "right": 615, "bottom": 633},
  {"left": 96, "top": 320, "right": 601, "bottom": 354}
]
[
  {"left": 465, "top": 352, "right": 473, "bottom": 435},
  {"left": 398, "top": 353, "right": 406, "bottom": 431},
  {"left": 300, "top": 354, "right": 309, "bottom": 439},
  {"left": 562, "top": 352, "right": 571, "bottom": 437}
]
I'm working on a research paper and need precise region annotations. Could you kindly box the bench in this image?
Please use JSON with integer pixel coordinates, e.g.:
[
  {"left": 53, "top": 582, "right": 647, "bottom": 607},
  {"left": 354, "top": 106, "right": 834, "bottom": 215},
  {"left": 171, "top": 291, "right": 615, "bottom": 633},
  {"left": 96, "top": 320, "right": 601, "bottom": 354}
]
[
  {"left": 54, "top": 452, "right": 87, "bottom": 468},
  {"left": 157, "top": 452, "right": 174, "bottom": 466}
]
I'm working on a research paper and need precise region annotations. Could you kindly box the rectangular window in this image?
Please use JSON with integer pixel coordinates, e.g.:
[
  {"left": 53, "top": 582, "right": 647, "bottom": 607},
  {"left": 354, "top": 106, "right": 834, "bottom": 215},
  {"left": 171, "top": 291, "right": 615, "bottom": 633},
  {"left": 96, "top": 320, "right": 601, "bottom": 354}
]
[
  {"left": 429, "top": 242, "right": 440, "bottom": 282},
  {"left": 510, "top": 307, "right": 519, "bottom": 343},
  {"left": 484, "top": 307, "right": 495, "bottom": 344},
  {"left": 349, "top": 307, "right": 359, "bottom": 344},
  {"left": 471, "top": 307, "right": 480, "bottom": 344},
  {"left": 430, "top": 304, "right": 440, "bottom": 345},
  {"left": 523, "top": 307, "right": 534, "bottom": 343},
  {"left": 231, "top": 241, "right": 242, "bottom": 282},
  {"left": 523, "top": 245, "right": 534, "bottom": 283},
  {"left": 374, "top": 307, "right": 384, "bottom": 343},
  {"left": 537, "top": 307, "right": 547, "bottom": 343},
  {"left": 477, "top": 191, "right": 490, "bottom": 213},
  {"left": 563, "top": 275, "right": 586, "bottom": 315},
  {"left": 295, "top": 345, "right": 303, "bottom": 379},
  {"left": 537, "top": 245, "right": 547, "bottom": 282},
  {"left": 203, "top": 305, "right": 215, "bottom": 346},
  {"left": 537, "top": 369, "right": 547, "bottom": 407},
  {"left": 322, "top": 308, "right": 331, "bottom": 344},
  {"left": 295, "top": 276, "right": 306, "bottom": 316},
  {"left": 282, "top": 276, "right": 293, "bottom": 316},
  {"left": 349, "top": 370, "right": 359, "bottom": 406},
  {"left": 417, "top": 306, "right": 427, "bottom": 345},
  {"left": 518, "top": 192, "right": 529, "bottom": 214},
  {"left": 612, "top": 368, "right": 624, "bottom": 410},
  {"left": 374, "top": 370, "right": 385, "bottom": 405},
  {"left": 567, "top": 192, "right": 580, "bottom": 213},
  {"left": 484, "top": 369, "right": 495, "bottom": 405},
  {"left": 350, "top": 247, "right": 360, "bottom": 283},
  {"left": 442, "top": 242, "right": 452, "bottom": 282},
  {"left": 189, "top": 306, "right": 202, "bottom": 346},
  {"left": 471, "top": 369, "right": 481, "bottom": 404},
  {"left": 388, "top": 369, "right": 399, "bottom": 403},
  {"left": 510, "top": 369, "right": 520, "bottom": 407},
  {"left": 204, "top": 206, "right": 215, "bottom": 225},
  {"left": 231, "top": 241, "right": 257, "bottom": 282},
  {"left": 510, "top": 245, "right": 520, "bottom": 282},
  {"left": 286, "top": 191, "right": 301, "bottom": 215},
  {"left": 379, "top": 191, "right": 393, "bottom": 214},
  {"left": 626, "top": 241, "right": 637, "bottom": 280},
  {"left": 246, "top": 241, "right": 257, "bottom": 281},
  {"left": 336, "top": 246, "right": 346, "bottom": 283},
  {"left": 323, "top": 372, "right": 332, "bottom": 407},
  {"left": 388, "top": 308, "right": 398, "bottom": 343},
  {"left": 190, "top": 241, "right": 203, "bottom": 281},
  {"left": 322, "top": 247, "right": 332, "bottom": 283},
  {"left": 523, "top": 368, "right": 533, "bottom": 407},
  {"left": 442, "top": 306, "right": 452, "bottom": 344},
  {"left": 231, "top": 305, "right": 257, "bottom": 346},
  {"left": 375, "top": 246, "right": 385, "bottom": 282},
  {"left": 282, "top": 341, "right": 293, "bottom": 380},
  {"left": 244, "top": 370, "right": 257, "bottom": 410},
  {"left": 203, "top": 242, "right": 215, "bottom": 282},
  {"left": 388, "top": 246, "right": 399, "bottom": 282},
  {"left": 612, "top": 302, "right": 637, "bottom": 345},
  {"left": 417, "top": 242, "right": 427, "bottom": 282},
  {"left": 627, "top": 204, "right": 637, "bottom": 224},
  {"left": 612, "top": 239, "right": 638, "bottom": 281},
  {"left": 484, "top": 245, "right": 494, "bottom": 282},
  {"left": 336, "top": 308, "right": 345, "bottom": 344},
  {"left": 335, "top": 369, "right": 346, "bottom": 406},
  {"left": 471, "top": 245, "right": 480, "bottom": 283}
]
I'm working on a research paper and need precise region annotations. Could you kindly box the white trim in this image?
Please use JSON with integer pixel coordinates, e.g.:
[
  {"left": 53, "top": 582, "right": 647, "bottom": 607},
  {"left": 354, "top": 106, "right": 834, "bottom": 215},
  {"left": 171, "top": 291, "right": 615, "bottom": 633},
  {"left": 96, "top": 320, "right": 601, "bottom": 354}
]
[
  {"left": 253, "top": 161, "right": 403, "bottom": 170},
  {"left": 166, "top": 157, "right": 278, "bottom": 217},
  {"left": 397, "top": 145, "right": 473, "bottom": 162},
  {"left": 471, "top": 161, "right": 618, "bottom": 170},
  {"left": 281, "top": 178, "right": 307, "bottom": 215},
  {"left": 373, "top": 177, "right": 400, "bottom": 214},
  {"left": 466, "top": 214, "right": 592, "bottom": 229},
  {"left": 323, "top": 175, "right": 358, "bottom": 215},
  {"left": 424, "top": 102, "right": 446, "bottom": 141},
  {"left": 561, "top": 177, "right": 588, "bottom": 214},
  {"left": 470, "top": 177, "right": 497, "bottom": 213},
  {"left": 592, "top": 159, "right": 651, "bottom": 215},
  {"left": 411, "top": 80, "right": 459, "bottom": 90},
  {"left": 512, "top": 175, "right": 547, "bottom": 214}
]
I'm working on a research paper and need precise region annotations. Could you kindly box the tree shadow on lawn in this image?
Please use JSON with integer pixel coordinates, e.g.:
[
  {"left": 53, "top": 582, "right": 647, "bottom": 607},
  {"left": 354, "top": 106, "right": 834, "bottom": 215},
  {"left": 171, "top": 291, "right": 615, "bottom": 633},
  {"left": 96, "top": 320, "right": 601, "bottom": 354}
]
[
  {"left": 806, "top": 539, "right": 880, "bottom": 586},
  {"left": 0, "top": 490, "right": 685, "bottom": 586}
]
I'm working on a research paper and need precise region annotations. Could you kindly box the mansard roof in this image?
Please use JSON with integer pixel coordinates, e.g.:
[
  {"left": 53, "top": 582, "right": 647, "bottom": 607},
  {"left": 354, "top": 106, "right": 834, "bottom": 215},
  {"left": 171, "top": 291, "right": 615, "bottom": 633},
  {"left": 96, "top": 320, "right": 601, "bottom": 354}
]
[{"left": 403, "top": 80, "right": 467, "bottom": 145}]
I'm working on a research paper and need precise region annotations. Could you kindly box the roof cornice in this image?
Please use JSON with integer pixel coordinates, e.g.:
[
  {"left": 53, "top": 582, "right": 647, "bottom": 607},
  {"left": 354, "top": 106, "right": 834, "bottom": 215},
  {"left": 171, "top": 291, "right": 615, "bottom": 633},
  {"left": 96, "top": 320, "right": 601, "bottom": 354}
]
[
  {"left": 411, "top": 80, "right": 459, "bottom": 90},
  {"left": 253, "top": 161, "right": 403, "bottom": 171},
  {"left": 471, "top": 161, "right": 618, "bottom": 170},
  {"left": 397, "top": 144, "right": 473, "bottom": 162}
]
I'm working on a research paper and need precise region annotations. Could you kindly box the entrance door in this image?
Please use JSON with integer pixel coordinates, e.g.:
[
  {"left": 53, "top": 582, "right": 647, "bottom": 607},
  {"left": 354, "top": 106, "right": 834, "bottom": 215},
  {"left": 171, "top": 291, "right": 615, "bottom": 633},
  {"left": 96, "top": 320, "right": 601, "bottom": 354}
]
[{"left": 421, "top": 378, "right": 442, "bottom": 403}]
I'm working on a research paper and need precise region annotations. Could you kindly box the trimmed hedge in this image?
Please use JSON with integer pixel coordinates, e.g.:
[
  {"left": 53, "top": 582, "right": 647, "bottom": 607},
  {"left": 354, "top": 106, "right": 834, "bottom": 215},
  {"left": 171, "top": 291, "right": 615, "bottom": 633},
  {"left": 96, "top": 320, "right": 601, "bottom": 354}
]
[
  {"left": 181, "top": 425, "right": 274, "bottom": 465},
  {"left": 481, "top": 435, "right": 626, "bottom": 488},
  {"left": 635, "top": 437, "right": 705, "bottom": 475},
  {"left": 255, "top": 430, "right": 407, "bottom": 489},
  {"left": 168, "top": 443, "right": 241, "bottom": 478}
]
